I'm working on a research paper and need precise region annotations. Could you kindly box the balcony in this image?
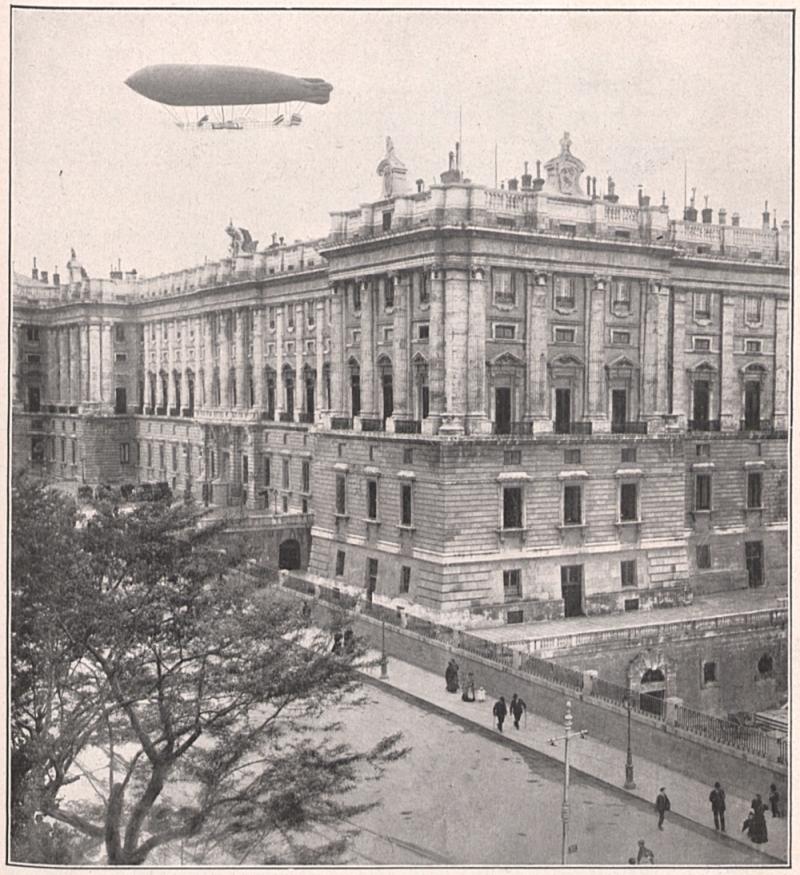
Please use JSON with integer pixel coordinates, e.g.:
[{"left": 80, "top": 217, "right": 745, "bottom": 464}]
[
  {"left": 611, "top": 421, "right": 648, "bottom": 435},
  {"left": 279, "top": 412, "right": 293, "bottom": 423},
  {"left": 156, "top": 406, "right": 167, "bottom": 416},
  {"left": 740, "top": 419, "right": 774, "bottom": 433},
  {"left": 331, "top": 417, "right": 353, "bottom": 430},
  {"left": 181, "top": 408, "right": 194, "bottom": 418},
  {"left": 145, "top": 406, "right": 155, "bottom": 415},
  {"left": 494, "top": 421, "right": 533, "bottom": 436},
  {"left": 298, "top": 411, "right": 315, "bottom": 424},
  {"left": 554, "top": 421, "right": 593, "bottom": 435},
  {"left": 688, "top": 419, "right": 721, "bottom": 432},
  {"left": 261, "top": 411, "right": 275, "bottom": 421},
  {"left": 169, "top": 407, "right": 180, "bottom": 417},
  {"left": 394, "top": 419, "right": 422, "bottom": 434},
  {"left": 360, "top": 417, "right": 385, "bottom": 432}
]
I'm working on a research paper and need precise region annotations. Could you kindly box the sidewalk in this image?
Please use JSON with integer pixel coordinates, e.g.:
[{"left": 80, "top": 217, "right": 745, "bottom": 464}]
[{"left": 359, "top": 648, "right": 788, "bottom": 863}]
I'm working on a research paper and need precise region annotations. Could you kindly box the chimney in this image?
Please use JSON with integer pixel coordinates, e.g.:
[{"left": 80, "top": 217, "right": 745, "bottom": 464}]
[
  {"left": 31, "top": 257, "right": 38, "bottom": 281},
  {"left": 533, "top": 160, "right": 544, "bottom": 192},
  {"left": 781, "top": 220, "right": 791, "bottom": 231},
  {"left": 718, "top": 208, "right": 727, "bottom": 225},
  {"left": 684, "top": 189, "right": 698, "bottom": 222},
  {"left": 592, "top": 177, "right": 598, "bottom": 200},
  {"left": 271, "top": 233, "right": 278, "bottom": 247},
  {"left": 40, "top": 270, "right": 48, "bottom": 284},
  {"left": 279, "top": 236, "right": 285, "bottom": 245},
  {"left": 604, "top": 176, "right": 619, "bottom": 203},
  {"left": 638, "top": 185, "right": 643, "bottom": 206},
  {"left": 732, "top": 212, "right": 741, "bottom": 227},
  {"left": 416, "top": 178, "right": 424, "bottom": 193},
  {"left": 762, "top": 201, "right": 770, "bottom": 231},
  {"left": 53, "top": 267, "right": 60, "bottom": 286},
  {"left": 701, "top": 196, "right": 713, "bottom": 224},
  {"left": 521, "top": 161, "right": 532, "bottom": 190},
  {"left": 455, "top": 141, "right": 461, "bottom": 170},
  {"left": 508, "top": 177, "right": 519, "bottom": 192}
]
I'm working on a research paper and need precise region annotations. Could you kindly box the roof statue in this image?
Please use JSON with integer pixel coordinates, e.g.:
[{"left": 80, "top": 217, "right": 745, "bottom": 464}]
[
  {"left": 376, "top": 136, "right": 408, "bottom": 198},
  {"left": 543, "top": 131, "right": 586, "bottom": 197},
  {"left": 226, "top": 223, "right": 259, "bottom": 257}
]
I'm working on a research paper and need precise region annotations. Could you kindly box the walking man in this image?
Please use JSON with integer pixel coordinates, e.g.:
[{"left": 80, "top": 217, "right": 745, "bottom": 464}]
[
  {"left": 509, "top": 693, "right": 527, "bottom": 729},
  {"left": 493, "top": 696, "right": 507, "bottom": 733},
  {"left": 709, "top": 782, "right": 726, "bottom": 832},
  {"left": 655, "top": 787, "right": 671, "bottom": 830}
]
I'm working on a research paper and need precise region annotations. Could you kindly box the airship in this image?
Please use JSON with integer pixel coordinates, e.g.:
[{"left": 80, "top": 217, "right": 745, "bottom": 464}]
[{"left": 125, "top": 63, "right": 333, "bottom": 131}]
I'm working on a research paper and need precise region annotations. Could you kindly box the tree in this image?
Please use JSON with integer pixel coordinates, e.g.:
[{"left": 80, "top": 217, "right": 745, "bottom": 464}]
[{"left": 11, "top": 477, "right": 405, "bottom": 865}]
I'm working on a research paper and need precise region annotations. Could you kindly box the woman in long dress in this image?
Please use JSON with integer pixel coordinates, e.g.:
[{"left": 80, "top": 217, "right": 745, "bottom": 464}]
[
  {"left": 445, "top": 658, "right": 459, "bottom": 693},
  {"left": 748, "top": 794, "right": 769, "bottom": 844}
]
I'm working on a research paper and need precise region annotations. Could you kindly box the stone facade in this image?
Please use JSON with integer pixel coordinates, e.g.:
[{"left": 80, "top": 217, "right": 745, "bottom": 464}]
[{"left": 12, "top": 134, "right": 789, "bottom": 621}]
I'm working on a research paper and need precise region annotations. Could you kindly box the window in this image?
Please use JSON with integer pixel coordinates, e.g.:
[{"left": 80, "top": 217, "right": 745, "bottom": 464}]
[
  {"left": 493, "top": 269, "right": 515, "bottom": 307},
  {"left": 282, "top": 496, "right": 288, "bottom": 513},
  {"left": 159, "top": 444, "right": 165, "bottom": 469},
  {"left": 147, "top": 442, "right": 153, "bottom": 467},
  {"left": 419, "top": 273, "right": 430, "bottom": 305},
  {"left": 747, "top": 472, "right": 762, "bottom": 509},
  {"left": 282, "top": 458, "right": 290, "bottom": 489},
  {"left": 563, "top": 484, "right": 582, "bottom": 525},
  {"left": 506, "top": 609, "right": 524, "bottom": 624},
  {"left": 368, "top": 445, "right": 375, "bottom": 461},
  {"left": 351, "top": 330, "right": 361, "bottom": 346},
  {"left": 26, "top": 327, "right": 40, "bottom": 342},
  {"left": 382, "top": 327, "right": 393, "bottom": 343},
  {"left": 696, "top": 544, "right": 711, "bottom": 569},
  {"left": 417, "top": 323, "right": 430, "bottom": 340},
  {"left": 335, "top": 550, "right": 346, "bottom": 576},
  {"left": 400, "top": 566, "right": 411, "bottom": 594},
  {"left": 337, "top": 443, "right": 344, "bottom": 458},
  {"left": 336, "top": 474, "right": 347, "bottom": 515},
  {"left": 620, "top": 560, "right": 637, "bottom": 588},
  {"left": 695, "top": 443, "right": 710, "bottom": 458},
  {"left": 367, "top": 558, "right": 379, "bottom": 595},
  {"left": 554, "top": 327, "right": 575, "bottom": 343},
  {"left": 26, "top": 354, "right": 41, "bottom": 364},
  {"left": 504, "top": 449, "right": 521, "bottom": 465},
  {"left": 624, "top": 598, "right": 640, "bottom": 612},
  {"left": 695, "top": 474, "right": 712, "bottom": 511},
  {"left": 494, "top": 324, "right": 516, "bottom": 340},
  {"left": 621, "top": 447, "right": 636, "bottom": 463},
  {"left": 611, "top": 330, "right": 631, "bottom": 345},
  {"left": 172, "top": 444, "right": 178, "bottom": 470},
  {"left": 403, "top": 447, "right": 413, "bottom": 464},
  {"left": 242, "top": 454, "right": 249, "bottom": 483},
  {"left": 692, "top": 336, "right": 711, "bottom": 352},
  {"left": 352, "top": 285, "right": 361, "bottom": 312},
  {"left": 306, "top": 301, "right": 315, "bottom": 326},
  {"left": 564, "top": 449, "right": 581, "bottom": 464},
  {"left": 120, "top": 443, "right": 130, "bottom": 464},
  {"left": 382, "top": 211, "right": 392, "bottom": 232},
  {"left": 115, "top": 325, "right": 125, "bottom": 342},
  {"left": 302, "top": 460, "right": 310, "bottom": 493},
  {"left": 401, "top": 483, "right": 413, "bottom": 526},
  {"left": 611, "top": 280, "right": 632, "bottom": 313},
  {"left": 555, "top": 276, "right": 577, "bottom": 310},
  {"left": 745, "top": 296, "right": 762, "bottom": 324},
  {"left": 60, "top": 437, "right": 66, "bottom": 462},
  {"left": 757, "top": 654, "right": 773, "bottom": 677},
  {"left": 264, "top": 456, "right": 271, "bottom": 486},
  {"left": 503, "top": 569, "right": 522, "bottom": 599},
  {"left": 366, "top": 479, "right": 378, "bottom": 520},
  {"left": 115, "top": 353, "right": 128, "bottom": 362},
  {"left": 694, "top": 291, "right": 711, "bottom": 319},
  {"left": 745, "top": 339, "right": 762, "bottom": 354},
  {"left": 620, "top": 482, "right": 638, "bottom": 522},
  {"left": 703, "top": 661, "right": 718, "bottom": 685},
  {"left": 71, "top": 441, "right": 76, "bottom": 464},
  {"left": 503, "top": 486, "right": 523, "bottom": 529},
  {"left": 185, "top": 444, "right": 192, "bottom": 474},
  {"left": 384, "top": 279, "right": 394, "bottom": 309}
]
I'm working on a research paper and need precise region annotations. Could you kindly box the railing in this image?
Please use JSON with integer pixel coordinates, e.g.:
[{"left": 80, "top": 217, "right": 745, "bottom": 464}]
[
  {"left": 394, "top": 419, "right": 422, "bottom": 434},
  {"left": 279, "top": 412, "right": 293, "bottom": 423},
  {"left": 519, "top": 654, "right": 585, "bottom": 691},
  {"left": 169, "top": 407, "right": 180, "bottom": 417},
  {"left": 156, "top": 406, "right": 167, "bottom": 416},
  {"left": 674, "top": 704, "right": 771, "bottom": 759},
  {"left": 611, "top": 421, "right": 648, "bottom": 435},
  {"left": 554, "top": 421, "right": 593, "bottom": 435},
  {"left": 145, "top": 406, "right": 155, "bottom": 415},
  {"left": 688, "top": 419, "right": 721, "bottom": 432},
  {"left": 591, "top": 677, "right": 666, "bottom": 720},
  {"left": 261, "top": 411, "right": 275, "bottom": 421},
  {"left": 494, "top": 421, "right": 533, "bottom": 436},
  {"left": 605, "top": 204, "right": 641, "bottom": 226},
  {"left": 298, "top": 411, "right": 315, "bottom": 424},
  {"left": 360, "top": 418, "right": 385, "bottom": 432},
  {"left": 182, "top": 408, "right": 194, "bottom": 418},
  {"left": 331, "top": 417, "right": 352, "bottom": 430},
  {"left": 740, "top": 419, "right": 774, "bottom": 433}
]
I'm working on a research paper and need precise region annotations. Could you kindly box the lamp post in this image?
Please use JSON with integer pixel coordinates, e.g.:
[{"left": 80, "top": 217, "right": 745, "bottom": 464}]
[
  {"left": 547, "top": 700, "right": 587, "bottom": 864},
  {"left": 623, "top": 692, "right": 636, "bottom": 790},
  {"left": 380, "top": 616, "right": 389, "bottom": 679}
]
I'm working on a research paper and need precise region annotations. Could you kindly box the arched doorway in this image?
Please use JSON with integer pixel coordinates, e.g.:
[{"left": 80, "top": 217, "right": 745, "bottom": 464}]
[
  {"left": 279, "top": 538, "right": 302, "bottom": 570},
  {"left": 639, "top": 668, "right": 666, "bottom": 715}
]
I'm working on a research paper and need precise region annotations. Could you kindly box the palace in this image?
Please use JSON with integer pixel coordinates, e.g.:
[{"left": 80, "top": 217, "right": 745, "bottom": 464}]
[{"left": 12, "top": 133, "right": 789, "bottom": 623}]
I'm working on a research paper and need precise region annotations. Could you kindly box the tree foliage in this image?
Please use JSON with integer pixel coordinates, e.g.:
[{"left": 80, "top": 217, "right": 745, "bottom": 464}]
[{"left": 11, "top": 476, "right": 405, "bottom": 865}]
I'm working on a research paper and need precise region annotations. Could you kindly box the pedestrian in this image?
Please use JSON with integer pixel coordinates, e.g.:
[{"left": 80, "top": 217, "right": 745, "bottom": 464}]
[
  {"left": 445, "top": 658, "right": 460, "bottom": 693},
  {"left": 748, "top": 793, "right": 768, "bottom": 844},
  {"left": 509, "top": 692, "right": 527, "bottom": 729},
  {"left": 769, "top": 783, "right": 782, "bottom": 818},
  {"left": 331, "top": 631, "right": 343, "bottom": 655},
  {"left": 493, "top": 696, "right": 507, "bottom": 732},
  {"left": 709, "top": 781, "right": 726, "bottom": 832},
  {"left": 461, "top": 672, "right": 476, "bottom": 702},
  {"left": 655, "top": 787, "right": 671, "bottom": 830},
  {"left": 476, "top": 685, "right": 486, "bottom": 703},
  {"left": 636, "top": 839, "right": 655, "bottom": 864},
  {"left": 300, "top": 600, "right": 312, "bottom": 624},
  {"left": 343, "top": 627, "right": 355, "bottom": 653}
]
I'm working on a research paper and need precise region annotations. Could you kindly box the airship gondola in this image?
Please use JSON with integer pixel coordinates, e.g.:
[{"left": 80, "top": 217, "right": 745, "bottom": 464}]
[{"left": 125, "top": 63, "right": 333, "bottom": 131}]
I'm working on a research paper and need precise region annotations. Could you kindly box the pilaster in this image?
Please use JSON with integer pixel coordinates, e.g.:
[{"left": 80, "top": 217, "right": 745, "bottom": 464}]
[
  {"left": 101, "top": 322, "right": 113, "bottom": 410},
  {"left": 390, "top": 272, "right": 411, "bottom": 426},
  {"left": 252, "top": 307, "right": 265, "bottom": 412},
  {"left": 440, "top": 266, "right": 469, "bottom": 434},
  {"left": 167, "top": 320, "right": 177, "bottom": 410},
  {"left": 235, "top": 309, "right": 248, "bottom": 410},
  {"left": 203, "top": 315, "right": 213, "bottom": 410},
  {"left": 59, "top": 328, "right": 69, "bottom": 403},
  {"left": 329, "top": 285, "right": 345, "bottom": 417},
  {"left": 274, "top": 305, "right": 285, "bottom": 417},
  {"left": 89, "top": 323, "right": 102, "bottom": 404},
  {"left": 427, "top": 265, "right": 446, "bottom": 424},
  {"left": 359, "top": 279, "right": 377, "bottom": 418},
  {"left": 466, "top": 264, "right": 491, "bottom": 434},
  {"left": 719, "top": 293, "right": 737, "bottom": 431},
  {"left": 219, "top": 311, "right": 231, "bottom": 409},
  {"left": 584, "top": 276, "right": 609, "bottom": 431},
  {"left": 525, "top": 271, "right": 551, "bottom": 430},
  {"left": 774, "top": 299, "right": 789, "bottom": 429},
  {"left": 45, "top": 327, "right": 58, "bottom": 406},
  {"left": 671, "top": 289, "right": 687, "bottom": 425},
  {"left": 315, "top": 299, "right": 325, "bottom": 419},
  {"left": 180, "top": 318, "right": 190, "bottom": 412},
  {"left": 294, "top": 302, "right": 304, "bottom": 420},
  {"left": 68, "top": 326, "right": 80, "bottom": 407}
]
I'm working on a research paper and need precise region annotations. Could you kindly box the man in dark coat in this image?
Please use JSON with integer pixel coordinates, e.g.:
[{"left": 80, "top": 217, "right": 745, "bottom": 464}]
[
  {"left": 509, "top": 693, "right": 527, "bottom": 729},
  {"left": 493, "top": 696, "right": 507, "bottom": 732},
  {"left": 709, "top": 782, "right": 726, "bottom": 831},
  {"left": 655, "top": 787, "right": 670, "bottom": 830}
]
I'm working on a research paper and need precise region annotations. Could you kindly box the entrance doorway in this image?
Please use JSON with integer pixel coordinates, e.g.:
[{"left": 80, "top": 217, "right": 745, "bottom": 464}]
[
  {"left": 745, "top": 540, "right": 764, "bottom": 587},
  {"left": 382, "top": 373, "right": 394, "bottom": 422},
  {"left": 639, "top": 668, "right": 666, "bottom": 716},
  {"left": 495, "top": 387, "right": 512, "bottom": 434},
  {"left": 560, "top": 565, "right": 584, "bottom": 617},
  {"left": 555, "top": 388, "right": 571, "bottom": 434},
  {"left": 278, "top": 539, "right": 302, "bottom": 570}
]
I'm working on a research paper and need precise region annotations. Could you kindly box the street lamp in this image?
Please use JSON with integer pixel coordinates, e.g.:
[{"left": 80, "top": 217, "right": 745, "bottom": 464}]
[
  {"left": 623, "top": 692, "right": 636, "bottom": 790},
  {"left": 547, "top": 700, "right": 587, "bottom": 864},
  {"left": 380, "top": 616, "right": 389, "bottom": 679}
]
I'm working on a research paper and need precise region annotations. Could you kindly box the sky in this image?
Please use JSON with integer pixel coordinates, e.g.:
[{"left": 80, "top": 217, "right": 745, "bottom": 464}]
[{"left": 11, "top": 8, "right": 793, "bottom": 280}]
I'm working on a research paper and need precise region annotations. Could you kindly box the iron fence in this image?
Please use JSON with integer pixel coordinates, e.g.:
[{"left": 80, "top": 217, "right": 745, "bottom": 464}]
[{"left": 674, "top": 704, "right": 770, "bottom": 758}]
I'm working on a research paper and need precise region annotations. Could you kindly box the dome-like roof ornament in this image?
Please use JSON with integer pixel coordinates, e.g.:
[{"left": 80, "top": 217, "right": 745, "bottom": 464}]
[{"left": 543, "top": 131, "right": 586, "bottom": 197}]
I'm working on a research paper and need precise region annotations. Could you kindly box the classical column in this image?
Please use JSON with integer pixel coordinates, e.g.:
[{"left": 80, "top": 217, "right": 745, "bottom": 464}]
[
  {"left": 58, "top": 328, "right": 69, "bottom": 404},
  {"left": 390, "top": 272, "right": 411, "bottom": 428},
  {"left": 427, "top": 266, "right": 446, "bottom": 427},
  {"left": 166, "top": 320, "right": 177, "bottom": 411},
  {"left": 89, "top": 323, "right": 102, "bottom": 404},
  {"left": 67, "top": 326, "right": 79, "bottom": 407},
  {"left": 584, "top": 276, "right": 609, "bottom": 431},
  {"left": 80, "top": 325, "right": 90, "bottom": 405},
  {"left": 294, "top": 302, "right": 304, "bottom": 420},
  {"left": 526, "top": 272, "right": 551, "bottom": 432},
  {"left": 719, "top": 293, "right": 737, "bottom": 431},
  {"left": 12, "top": 325, "right": 22, "bottom": 408},
  {"left": 252, "top": 307, "right": 265, "bottom": 412},
  {"left": 219, "top": 311, "right": 231, "bottom": 409},
  {"left": 315, "top": 299, "right": 325, "bottom": 420},
  {"left": 466, "top": 264, "right": 490, "bottom": 434},
  {"left": 180, "top": 318, "right": 190, "bottom": 413},
  {"left": 359, "top": 278, "right": 376, "bottom": 420},
  {"left": 142, "top": 322, "right": 151, "bottom": 408},
  {"left": 274, "top": 305, "right": 285, "bottom": 418},
  {"left": 329, "top": 285, "right": 345, "bottom": 417},
  {"left": 440, "top": 266, "right": 469, "bottom": 434},
  {"left": 45, "top": 327, "right": 58, "bottom": 407},
  {"left": 154, "top": 320, "right": 164, "bottom": 408},
  {"left": 773, "top": 299, "right": 789, "bottom": 429},
  {"left": 670, "top": 289, "right": 687, "bottom": 425},
  {"left": 641, "top": 282, "right": 670, "bottom": 430},
  {"left": 203, "top": 314, "right": 214, "bottom": 410},
  {"left": 235, "top": 310, "right": 248, "bottom": 410},
  {"left": 101, "top": 322, "right": 113, "bottom": 408}
]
